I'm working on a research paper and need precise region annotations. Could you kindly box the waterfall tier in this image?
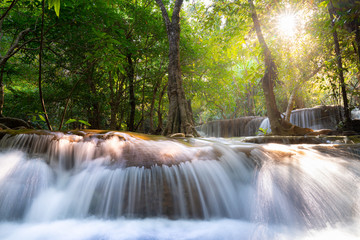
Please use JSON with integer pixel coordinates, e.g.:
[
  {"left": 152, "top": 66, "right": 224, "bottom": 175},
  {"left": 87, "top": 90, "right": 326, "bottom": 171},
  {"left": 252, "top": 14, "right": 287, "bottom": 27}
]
[
  {"left": 0, "top": 131, "right": 359, "bottom": 239},
  {"left": 199, "top": 105, "right": 344, "bottom": 137}
]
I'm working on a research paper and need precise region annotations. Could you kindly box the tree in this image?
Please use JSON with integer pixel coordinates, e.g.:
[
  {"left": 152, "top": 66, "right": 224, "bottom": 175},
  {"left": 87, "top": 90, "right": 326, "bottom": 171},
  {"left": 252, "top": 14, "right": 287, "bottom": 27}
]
[
  {"left": 0, "top": 0, "right": 34, "bottom": 116},
  {"left": 248, "top": 0, "right": 312, "bottom": 135},
  {"left": 327, "top": 0, "right": 351, "bottom": 125},
  {"left": 38, "top": 0, "right": 52, "bottom": 130},
  {"left": 155, "top": 0, "right": 198, "bottom": 136}
]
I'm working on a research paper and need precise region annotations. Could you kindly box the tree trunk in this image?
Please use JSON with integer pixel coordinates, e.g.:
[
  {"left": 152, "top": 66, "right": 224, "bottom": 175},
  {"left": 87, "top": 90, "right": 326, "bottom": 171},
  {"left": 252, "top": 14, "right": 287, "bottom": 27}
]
[
  {"left": 149, "top": 77, "right": 161, "bottom": 134},
  {"left": 108, "top": 71, "right": 117, "bottom": 130},
  {"left": 58, "top": 78, "right": 81, "bottom": 130},
  {"left": 285, "top": 90, "right": 297, "bottom": 122},
  {"left": 248, "top": 0, "right": 281, "bottom": 132},
  {"left": 285, "top": 65, "right": 324, "bottom": 121},
  {"left": 156, "top": 83, "right": 167, "bottom": 134},
  {"left": 356, "top": 26, "right": 360, "bottom": 64},
  {"left": 0, "top": 65, "right": 4, "bottom": 117},
  {"left": 155, "top": 0, "right": 198, "bottom": 137},
  {"left": 86, "top": 63, "right": 101, "bottom": 129},
  {"left": 38, "top": 0, "right": 52, "bottom": 131},
  {"left": 246, "top": 83, "right": 255, "bottom": 116},
  {"left": 127, "top": 54, "right": 136, "bottom": 132},
  {"left": 248, "top": 0, "right": 312, "bottom": 135},
  {"left": 328, "top": 2, "right": 351, "bottom": 124}
]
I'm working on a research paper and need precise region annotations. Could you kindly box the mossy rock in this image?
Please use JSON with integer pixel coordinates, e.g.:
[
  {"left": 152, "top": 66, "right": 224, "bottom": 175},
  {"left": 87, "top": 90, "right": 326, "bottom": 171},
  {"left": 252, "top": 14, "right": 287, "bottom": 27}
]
[{"left": 0, "top": 117, "right": 31, "bottom": 129}]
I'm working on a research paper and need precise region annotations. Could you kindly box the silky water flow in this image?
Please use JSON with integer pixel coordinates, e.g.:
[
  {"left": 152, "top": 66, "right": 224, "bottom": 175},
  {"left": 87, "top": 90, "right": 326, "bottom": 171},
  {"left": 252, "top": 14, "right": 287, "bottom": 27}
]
[{"left": 0, "top": 132, "right": 359, "bottom": 240}]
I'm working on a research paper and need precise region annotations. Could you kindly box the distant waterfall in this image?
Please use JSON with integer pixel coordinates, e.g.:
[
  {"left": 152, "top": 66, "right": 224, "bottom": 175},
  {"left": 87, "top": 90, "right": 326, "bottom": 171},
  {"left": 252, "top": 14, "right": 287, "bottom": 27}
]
[
  {"left": 260, "top": 105, "right": 343, "bottom": 133},
  {"left": 197, "top": 116, "right": 265, "bottom": 137},
  {"left": 199, "top": 106, "right": 344, "bottom": 137}
]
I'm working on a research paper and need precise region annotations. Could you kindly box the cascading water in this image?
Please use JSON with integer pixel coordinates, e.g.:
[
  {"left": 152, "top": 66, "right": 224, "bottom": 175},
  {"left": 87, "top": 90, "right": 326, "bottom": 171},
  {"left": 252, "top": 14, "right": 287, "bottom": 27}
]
[
  {"left": 197, "top": 116, "right": 265, "bottom": 137},
  {"left": 259, "top": 105, "right": 344, "bottom": 134},
  {"left": 0, "top": 131, "right": 359, "bottom": 240},
  {"left": 199, "top": 106, "right": 346, "bottom": 137}
]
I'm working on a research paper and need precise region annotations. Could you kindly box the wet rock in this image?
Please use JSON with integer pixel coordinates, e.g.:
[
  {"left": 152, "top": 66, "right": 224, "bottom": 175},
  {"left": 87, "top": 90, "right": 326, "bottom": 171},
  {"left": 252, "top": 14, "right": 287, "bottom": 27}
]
[
  {"left": 0, "top": 117, "right": 31, "bottom": 129},
  {"left": 169, "top": 133, "right": 185, "bottom": 138},
  {"left": 0, "top": 123, "right": 9, "bottom": 130},
  {"left": 306, "top": 129, "right": 334, "bottom": 136},
  {"left": 343, "top": 131, "right": 358, "bottom": 136}
]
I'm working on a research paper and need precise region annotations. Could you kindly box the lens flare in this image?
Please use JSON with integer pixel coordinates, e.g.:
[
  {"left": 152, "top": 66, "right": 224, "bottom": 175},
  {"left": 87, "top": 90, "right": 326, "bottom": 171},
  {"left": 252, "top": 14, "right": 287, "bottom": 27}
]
[{"left": 277, "top": 13, "right": 297, "bottom": 37}]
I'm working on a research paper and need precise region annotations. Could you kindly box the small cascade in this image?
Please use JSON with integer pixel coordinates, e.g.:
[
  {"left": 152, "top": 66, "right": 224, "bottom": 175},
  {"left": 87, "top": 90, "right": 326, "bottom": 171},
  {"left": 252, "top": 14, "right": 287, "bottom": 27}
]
[
  {"left": 197, "top": 116, "right": 265, "bottom": 137},
  {"left": 259, "top": 105, "right": 343, "bottom": 133},
  {"left": 352, "top": 107, "right": 360, "bottom": 119},
  {"left": 0, "top": 131, "right": 359, "bottom": 239},
  {"left": 199, "top": 106, "right": 346, "bottom": 137}
]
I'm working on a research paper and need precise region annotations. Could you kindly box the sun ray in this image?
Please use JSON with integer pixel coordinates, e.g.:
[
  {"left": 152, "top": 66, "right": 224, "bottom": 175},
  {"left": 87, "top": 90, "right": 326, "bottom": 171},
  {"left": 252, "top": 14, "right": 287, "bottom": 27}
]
[{"left": 277, "top": 13, "right": 297, "bottom": 37}]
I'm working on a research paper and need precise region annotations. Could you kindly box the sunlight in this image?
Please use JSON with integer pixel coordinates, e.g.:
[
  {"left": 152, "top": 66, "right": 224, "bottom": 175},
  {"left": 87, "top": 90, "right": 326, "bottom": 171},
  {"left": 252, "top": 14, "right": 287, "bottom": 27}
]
[{"left": 277, "top": 13, "right": 297, "bottom": 37}]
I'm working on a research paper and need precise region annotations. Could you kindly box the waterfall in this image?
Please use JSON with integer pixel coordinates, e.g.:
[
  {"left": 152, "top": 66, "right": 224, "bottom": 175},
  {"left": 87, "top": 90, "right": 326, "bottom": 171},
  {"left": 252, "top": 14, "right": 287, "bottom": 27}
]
[
  {"left": 197, "top": 116, "right": 265, "bottom": 137},
  {"left": 0, "top": 131, "right": 359, "bottom": 239},
  {"left": 259, "top": 105, "right": 344, "bottom": 134},
  {"left": 198, "top": 106, "right": 345, "bottom": 138}
]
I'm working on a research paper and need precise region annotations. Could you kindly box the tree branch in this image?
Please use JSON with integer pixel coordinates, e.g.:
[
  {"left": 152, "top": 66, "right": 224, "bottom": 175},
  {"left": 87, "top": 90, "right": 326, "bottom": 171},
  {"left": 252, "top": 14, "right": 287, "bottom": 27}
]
[
  {"left": 0, "top": 28, "right": 31, "bottom": 66},
  {"left": 172, "top": 0, "right": 184, "bottom": 24},
  {"left": 0, "top": 0, "right": 18, "bottom": 22},
  {"left": 155, "top": 0, "right": 171, "bottom": 28}
]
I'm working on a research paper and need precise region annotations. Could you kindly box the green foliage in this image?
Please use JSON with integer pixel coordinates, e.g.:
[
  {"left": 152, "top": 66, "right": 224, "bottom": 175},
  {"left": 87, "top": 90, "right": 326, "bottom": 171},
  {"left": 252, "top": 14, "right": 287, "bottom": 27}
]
[
  {"left": 48, "top": 0, "right": 61, "bottom": 16},
  {"left": 1, "top": 0, "right": 359, "bottom": 133},
  {"left": 256, "top": 127, "right": 269, "bottom": 135},
  {"left": 65, "top": 118, "right": 91, "bottom": 126}
]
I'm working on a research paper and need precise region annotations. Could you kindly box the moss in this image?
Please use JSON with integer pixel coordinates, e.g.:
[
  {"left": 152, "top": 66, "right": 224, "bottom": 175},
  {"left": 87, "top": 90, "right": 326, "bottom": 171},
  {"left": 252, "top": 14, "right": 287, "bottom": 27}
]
[
  {"left": 348, "top": 135, "right": 360, "bottom": 144},
  {"left": 0, "top": 129, "right": 50, "bottom": 136},
  {"left": 0, "top": 129, "right": 168, "bottom": 141}
]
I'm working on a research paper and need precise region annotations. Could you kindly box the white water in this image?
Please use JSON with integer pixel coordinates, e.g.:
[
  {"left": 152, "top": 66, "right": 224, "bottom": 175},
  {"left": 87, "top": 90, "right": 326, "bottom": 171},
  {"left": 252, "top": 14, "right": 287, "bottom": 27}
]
[{"left": 0, "top": 132, "right": 359, "bottom": 239}]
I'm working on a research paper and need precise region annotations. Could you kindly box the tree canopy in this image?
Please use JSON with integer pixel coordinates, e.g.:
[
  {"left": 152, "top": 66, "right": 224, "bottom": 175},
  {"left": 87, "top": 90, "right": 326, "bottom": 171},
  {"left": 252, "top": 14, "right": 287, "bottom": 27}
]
[{"left": 0, "top": 0, "right": 359, "bottom": 134}]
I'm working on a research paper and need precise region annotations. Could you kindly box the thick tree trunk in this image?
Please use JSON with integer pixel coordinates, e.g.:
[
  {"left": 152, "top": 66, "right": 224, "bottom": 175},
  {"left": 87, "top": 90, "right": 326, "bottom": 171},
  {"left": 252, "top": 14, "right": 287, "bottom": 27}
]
[
  {"left": 328, "top": 2, "right": 351, "bottom": 124},
  {"left": 155, "top": 0, "right": 198, "bottom": 137},
  {"left": 248, "top": 0, "right": 281, "bottom": 132},
  {"left": 248, "top": 0, "right": 312, "bottom": 135}
]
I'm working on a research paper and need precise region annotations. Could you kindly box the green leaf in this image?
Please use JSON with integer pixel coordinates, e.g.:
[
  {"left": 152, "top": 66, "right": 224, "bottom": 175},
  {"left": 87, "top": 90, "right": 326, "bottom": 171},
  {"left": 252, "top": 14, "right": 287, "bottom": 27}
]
[
  {"left": 38, "top": 115, "right": 46, "bottom": 122},
  {"left": 318, "top": 0, "right": 330, "bottom": 8},
  {"left": 65, "top": 119, "right": 77, "bottom": 125},
  {"left": 78, "top": 120, "right": 91, "bottom": 126},
  {"left": 48, "top": 0, "right": 61, "bottom": 17}
]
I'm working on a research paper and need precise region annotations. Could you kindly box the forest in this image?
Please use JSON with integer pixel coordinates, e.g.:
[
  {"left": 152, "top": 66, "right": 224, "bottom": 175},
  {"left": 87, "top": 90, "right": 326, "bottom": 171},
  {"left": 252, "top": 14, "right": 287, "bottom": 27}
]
[
  {"left": 1, "top": 0, "right": 359, "bottom": 136},
  {"left": 2, "top": 1, "right": 360, "bottom": 239}
]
